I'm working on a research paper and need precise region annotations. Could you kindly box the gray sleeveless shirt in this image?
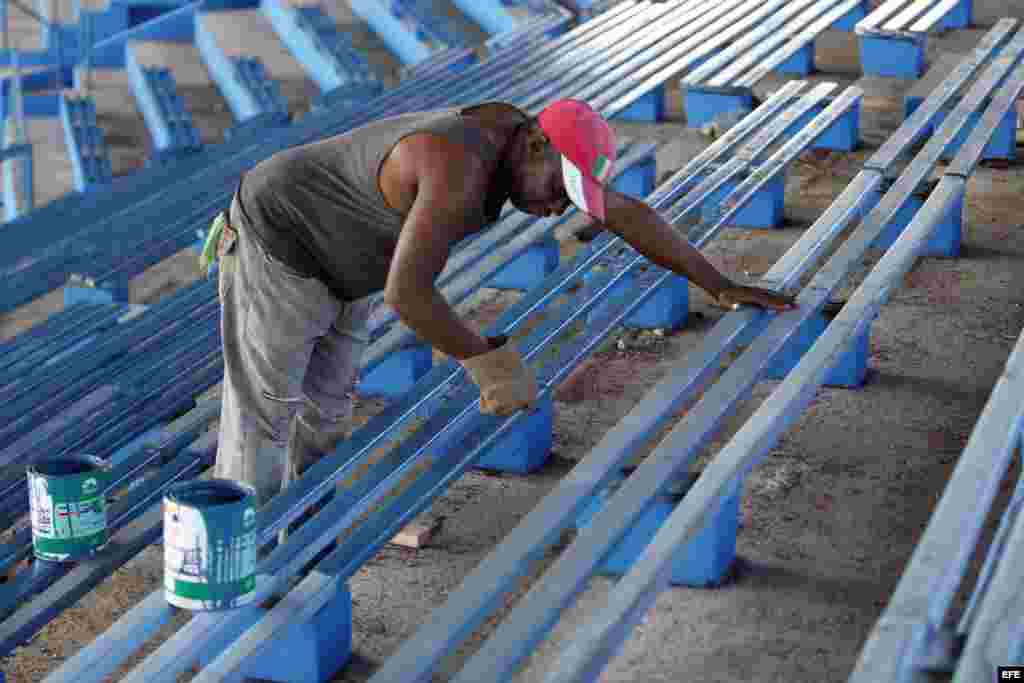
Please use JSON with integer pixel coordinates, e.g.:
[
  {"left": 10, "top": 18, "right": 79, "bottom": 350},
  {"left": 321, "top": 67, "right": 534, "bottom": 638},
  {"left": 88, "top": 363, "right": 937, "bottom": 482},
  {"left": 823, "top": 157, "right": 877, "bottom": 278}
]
[{"left": 233, "top": 106, "right": 509, "bottom": 302}]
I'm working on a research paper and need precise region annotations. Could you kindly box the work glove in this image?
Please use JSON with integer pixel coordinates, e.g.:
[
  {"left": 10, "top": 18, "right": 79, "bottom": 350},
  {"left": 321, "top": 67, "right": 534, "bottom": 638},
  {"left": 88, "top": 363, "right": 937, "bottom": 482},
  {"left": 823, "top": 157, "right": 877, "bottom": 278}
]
[{"left": 461, "top": 336, "right": 540, "bottom": 417}]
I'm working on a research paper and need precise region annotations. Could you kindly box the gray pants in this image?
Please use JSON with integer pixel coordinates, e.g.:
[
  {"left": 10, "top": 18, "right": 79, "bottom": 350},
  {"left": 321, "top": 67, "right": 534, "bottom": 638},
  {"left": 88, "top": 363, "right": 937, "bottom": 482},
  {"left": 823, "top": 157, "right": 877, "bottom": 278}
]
[{"left": 215, "top": 198, "right": 376, "bottom": 506}]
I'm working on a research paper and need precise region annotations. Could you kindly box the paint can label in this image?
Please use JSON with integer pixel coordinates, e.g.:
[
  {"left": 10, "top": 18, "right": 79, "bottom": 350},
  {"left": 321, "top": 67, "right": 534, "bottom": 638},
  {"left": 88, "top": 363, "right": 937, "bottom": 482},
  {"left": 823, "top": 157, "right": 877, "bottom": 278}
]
[
  {"left": 164, "top": 488, "right": 257, "bottom": 611},
  {"left": 27, "top": 458, "right": 108, "bottom": 562}
]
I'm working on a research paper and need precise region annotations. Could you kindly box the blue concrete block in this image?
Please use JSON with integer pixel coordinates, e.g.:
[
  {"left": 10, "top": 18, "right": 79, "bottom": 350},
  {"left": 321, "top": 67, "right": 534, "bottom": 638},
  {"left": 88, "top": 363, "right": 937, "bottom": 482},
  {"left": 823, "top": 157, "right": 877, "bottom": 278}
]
[
  {"left": 683, "top": 87, "right": 754, "bottom": 129},
  {"left": 613, "top": 83, "right": 665, "bottom": 123},
  {"left": 872, "top": 191, "right": 964, "bottom": 257},
  {"left": 623, "top": 270, "right": 690, "bottom": 331},
  {"left": 584, "top": 267, "right": 690, "bottom": 332},
  {"left": 610, "top": 156, "right": 656, "bottom": 199},
  {"left": 474, "top": 393, "right": 553, "bottom": 473},
  {"left": 785, "top": 98, "right": 861, "bottom": 152},
  {"left": 575, "top": 472, "right": 741, "bottom": 587},
  {"left": 23, "top": 93, "right": 61, "bottom": 117},
  {"left": 832, "top": 0, "right": 868, "bottom": 31},
  {"left": 488, "top": 235, "right": 560, "bottom": 291},
  {"left": 939, "top": 0, "right": 971, "bottom": 29},
  {"left": 904, "top": 96, "right": 1016, "bottom": 160},
  {"left": 698, "top": 165, "right": 787, "bottom": 229},
  {"left": 774, "top": 41, "right": 815, "bottom": 77},
  {"left": 358, "top": 344, "right": 433, "bottom": 399},
  {"left": 858, "top": 34, "right": 926, "bottom": 79},
  {"left": 901, "top": 96, "right": 936, "bottom": 147},
  {"left": 939, "top": 105, "right": 1016, "bottom": 161},
  {"left": 197, "top": 577, "right": 352, "bottom": 683},
  {"left": 766, "top": 310, "right": 871, "bottom": 387}
]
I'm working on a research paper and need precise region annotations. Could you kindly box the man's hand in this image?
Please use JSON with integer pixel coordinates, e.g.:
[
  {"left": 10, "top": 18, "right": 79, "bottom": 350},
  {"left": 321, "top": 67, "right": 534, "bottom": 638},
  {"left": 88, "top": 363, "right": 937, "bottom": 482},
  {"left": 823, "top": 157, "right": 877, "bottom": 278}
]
[
  {"left": 462, "top": 337, "right": 540, "bottom": 416},
  {"left": 715, "top": 284, "right": 798, "bottom": 312}
]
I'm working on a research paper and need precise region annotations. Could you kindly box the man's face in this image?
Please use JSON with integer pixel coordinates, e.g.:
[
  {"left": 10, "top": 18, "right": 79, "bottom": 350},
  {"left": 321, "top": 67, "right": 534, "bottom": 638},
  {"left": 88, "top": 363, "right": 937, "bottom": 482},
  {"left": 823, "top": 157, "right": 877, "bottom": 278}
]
[{"left": 508, "top": 136, "right": 573, "bottom": 218}]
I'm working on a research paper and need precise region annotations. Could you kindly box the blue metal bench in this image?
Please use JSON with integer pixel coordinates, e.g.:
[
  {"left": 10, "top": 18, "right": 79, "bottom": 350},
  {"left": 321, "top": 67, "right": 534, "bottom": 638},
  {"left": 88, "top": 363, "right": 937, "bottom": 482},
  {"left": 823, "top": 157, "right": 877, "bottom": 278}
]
[
  {"left": 59, "top": 95, "right": 114, "bottom": 191},
  {"left": 679, "top": 0, "right": 868, "bottom": 146},
  {"left": 425, "top": 21, "right": 1022, "bottom": 683},
  {"left": 857, "top": 0, "right": 973, "bottom": 78},
  {"left": 35, "top": 73, "right": 864, "bottom": 683},
  {"left": 125, "top": 45, "right": 205, "bottom": 164}
]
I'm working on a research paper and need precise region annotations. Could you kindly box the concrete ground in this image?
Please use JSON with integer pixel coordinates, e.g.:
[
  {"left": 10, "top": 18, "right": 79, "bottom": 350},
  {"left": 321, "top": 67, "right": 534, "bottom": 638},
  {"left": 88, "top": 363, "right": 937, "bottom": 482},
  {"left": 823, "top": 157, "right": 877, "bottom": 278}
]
[{"left": 2, "top": 1, "right": 1024, "bottom": 682}]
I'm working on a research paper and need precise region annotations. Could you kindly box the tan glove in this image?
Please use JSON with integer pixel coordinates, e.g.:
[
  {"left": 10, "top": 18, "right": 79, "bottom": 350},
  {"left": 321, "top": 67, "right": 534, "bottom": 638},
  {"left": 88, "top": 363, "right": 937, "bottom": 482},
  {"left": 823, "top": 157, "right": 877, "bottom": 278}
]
[{"left": 461, "top": 338, "right": 540, "bottom": 417}]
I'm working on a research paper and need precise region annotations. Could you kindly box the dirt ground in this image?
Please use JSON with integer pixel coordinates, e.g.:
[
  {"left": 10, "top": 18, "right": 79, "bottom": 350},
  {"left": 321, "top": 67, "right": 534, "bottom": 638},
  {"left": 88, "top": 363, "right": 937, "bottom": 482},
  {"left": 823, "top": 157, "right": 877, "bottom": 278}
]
[{"left": 1, "top": 2, "right": 1024, "bottom": 682}]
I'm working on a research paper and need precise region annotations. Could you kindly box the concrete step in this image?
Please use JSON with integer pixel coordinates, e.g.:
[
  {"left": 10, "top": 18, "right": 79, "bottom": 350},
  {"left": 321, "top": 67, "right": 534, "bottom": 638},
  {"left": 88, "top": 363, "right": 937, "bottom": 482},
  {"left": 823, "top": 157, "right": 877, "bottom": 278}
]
[
  {"left": 323, "top": 0, "right": 402, "bottom": 87},
  {"left": 74, "top": 66, "right": 155, "bottom": 176},
  {"left": 128, "top": 39, "right": 235, "bottom": 146},
  {"left": 2, "top": 113, "right": 74, "bottom": 215},
  {"left": 199, "top": 7, "right": 320, "bottom": 118}
]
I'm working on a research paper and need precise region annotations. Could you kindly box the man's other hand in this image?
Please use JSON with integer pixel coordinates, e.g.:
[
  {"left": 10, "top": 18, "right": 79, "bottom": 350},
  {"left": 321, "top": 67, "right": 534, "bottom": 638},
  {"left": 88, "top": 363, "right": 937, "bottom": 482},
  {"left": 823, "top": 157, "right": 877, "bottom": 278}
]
[{"left": 716, "top": 285, "right": 798, "bottom": 313}]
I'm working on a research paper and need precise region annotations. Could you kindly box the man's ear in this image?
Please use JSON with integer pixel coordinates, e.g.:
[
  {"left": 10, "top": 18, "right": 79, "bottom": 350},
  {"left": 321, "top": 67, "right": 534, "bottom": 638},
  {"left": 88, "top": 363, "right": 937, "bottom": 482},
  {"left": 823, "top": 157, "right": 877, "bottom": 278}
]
[{"left": 526, "top": 123, "right": 550, "bottom": 161}]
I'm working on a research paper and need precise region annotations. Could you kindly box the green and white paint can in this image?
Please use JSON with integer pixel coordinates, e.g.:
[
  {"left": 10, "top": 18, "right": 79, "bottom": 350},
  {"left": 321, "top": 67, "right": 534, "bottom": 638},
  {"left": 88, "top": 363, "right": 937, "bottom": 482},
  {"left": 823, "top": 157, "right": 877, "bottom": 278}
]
[
  {"left": 164, "top": 479, "right": 258, "bottom": 611},
  {"left": 27, "top": 455, "right": 110, "bottom": 562}
]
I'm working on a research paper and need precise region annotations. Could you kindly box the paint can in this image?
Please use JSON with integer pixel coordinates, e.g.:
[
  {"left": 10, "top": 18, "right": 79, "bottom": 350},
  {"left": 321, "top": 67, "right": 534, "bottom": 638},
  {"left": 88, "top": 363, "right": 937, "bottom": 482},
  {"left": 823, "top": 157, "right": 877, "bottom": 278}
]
[
  {"left": 163, "top": 479, "right": 258, "bottom": 611},
  {"left": 27, "top": 454, "right": 110, "bottom": 562}
]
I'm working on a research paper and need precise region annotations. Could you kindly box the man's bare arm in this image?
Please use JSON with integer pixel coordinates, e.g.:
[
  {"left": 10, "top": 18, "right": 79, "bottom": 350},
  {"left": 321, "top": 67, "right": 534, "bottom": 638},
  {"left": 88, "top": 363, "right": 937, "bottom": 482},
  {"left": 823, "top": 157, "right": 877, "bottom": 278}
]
[
  {"left": 383, "top": 138, "right": 493, "bottom": 360},
  {"left": 601, "top": 190, "right": 796, "bottom": 311}
]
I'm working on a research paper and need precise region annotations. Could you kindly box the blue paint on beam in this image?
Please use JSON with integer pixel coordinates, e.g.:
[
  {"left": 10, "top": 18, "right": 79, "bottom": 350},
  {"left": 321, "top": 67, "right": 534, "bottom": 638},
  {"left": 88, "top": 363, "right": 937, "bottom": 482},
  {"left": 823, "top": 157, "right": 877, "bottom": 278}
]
[{"left": 858, "top": 32, "right": 927, "bottom": 79}]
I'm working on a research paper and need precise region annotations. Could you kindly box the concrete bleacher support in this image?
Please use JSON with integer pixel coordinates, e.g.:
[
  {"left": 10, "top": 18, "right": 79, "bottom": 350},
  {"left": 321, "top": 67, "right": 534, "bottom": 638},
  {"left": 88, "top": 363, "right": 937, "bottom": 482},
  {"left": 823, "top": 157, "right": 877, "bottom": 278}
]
[
  {"left": 857, "top": 0, "right": 975, "bottom": 78},
  {"left": 905, "top": 53, "right": 1019, "bottom": 161},
  {"left": 125, "top": 48, "right": 203, "bottom": 163},
  {"left": 343, "top": 0, "right": 433, "bottom": 65},
  {"left": 195, "top": 12, "right": 290, "bottom": 126},
  {"left": 190, "top": 576, "right": 352, "bottom": 683},
  {"left": 449, "top": 0, "right": 517, "bottom": 35},
  {"left": 59, "top": 94, "right": 113, "bottom": 191},
  {"left": 261, "top": 0, "right": 385, "bottom": 93},
  {"left": 575, "top": 470, "right": 742, "bottom": 586}
]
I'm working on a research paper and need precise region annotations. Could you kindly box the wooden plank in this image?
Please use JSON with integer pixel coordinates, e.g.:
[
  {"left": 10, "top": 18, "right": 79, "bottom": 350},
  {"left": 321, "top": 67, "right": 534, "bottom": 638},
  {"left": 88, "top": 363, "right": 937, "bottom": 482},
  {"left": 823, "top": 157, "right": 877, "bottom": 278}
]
[{"left": 389, "top": 517, "right": 444, "bottom": 548}]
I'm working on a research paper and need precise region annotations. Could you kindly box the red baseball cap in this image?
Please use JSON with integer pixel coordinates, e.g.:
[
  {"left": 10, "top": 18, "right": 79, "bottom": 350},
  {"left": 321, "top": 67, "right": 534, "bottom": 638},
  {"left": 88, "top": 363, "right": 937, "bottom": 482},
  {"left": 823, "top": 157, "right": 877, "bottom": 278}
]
[{"left": 537, "top": 98, "right": 616, "bottom": 221}]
